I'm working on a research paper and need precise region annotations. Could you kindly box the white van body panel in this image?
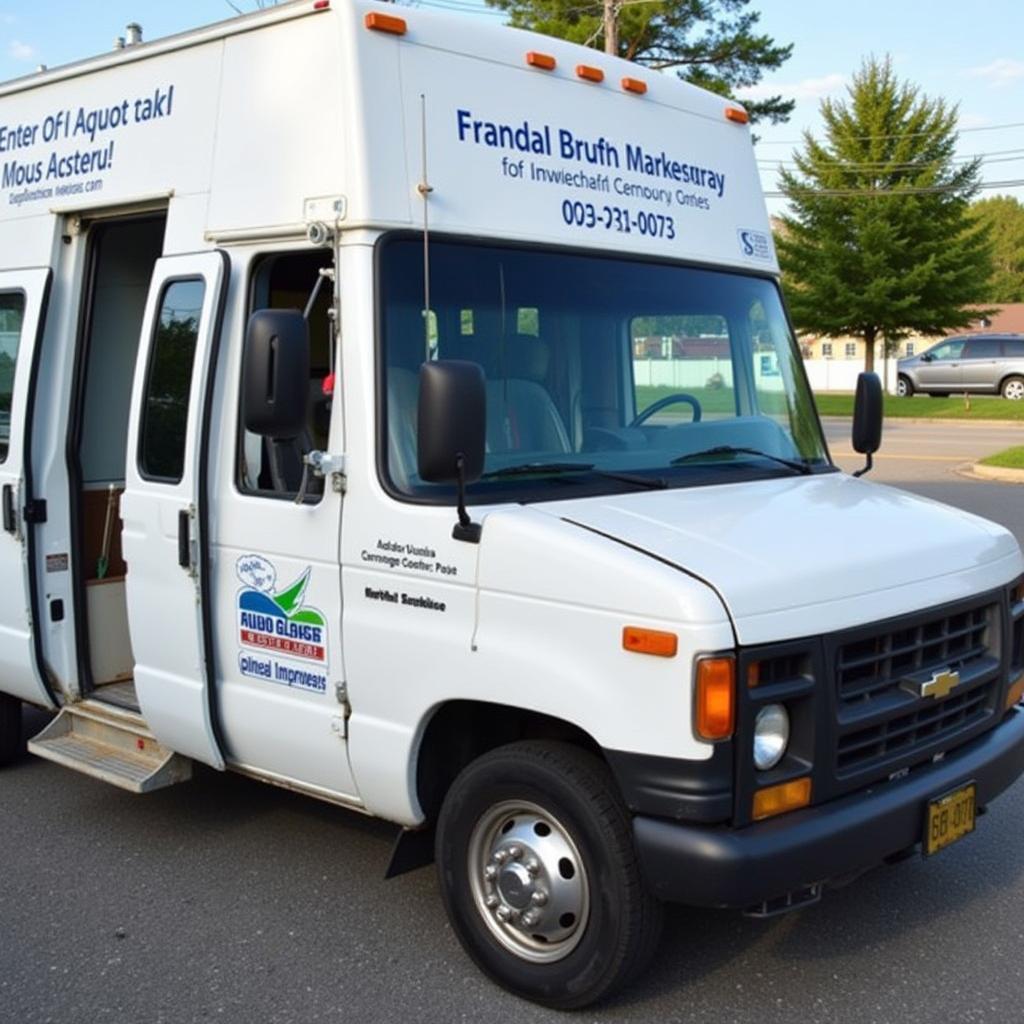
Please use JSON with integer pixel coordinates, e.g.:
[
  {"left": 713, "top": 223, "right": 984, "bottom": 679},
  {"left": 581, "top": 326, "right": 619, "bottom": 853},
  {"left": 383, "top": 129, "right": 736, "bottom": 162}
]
[{"left": 543, "top": 476, "right": 1024, "bottom": 643}]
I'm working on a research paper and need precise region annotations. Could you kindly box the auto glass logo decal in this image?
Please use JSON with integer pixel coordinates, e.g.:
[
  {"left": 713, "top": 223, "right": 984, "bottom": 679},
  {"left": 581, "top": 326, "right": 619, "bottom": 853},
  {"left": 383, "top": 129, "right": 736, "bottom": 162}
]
[{"left": 236, "top": 555, "right": 327, "bottom": 664}]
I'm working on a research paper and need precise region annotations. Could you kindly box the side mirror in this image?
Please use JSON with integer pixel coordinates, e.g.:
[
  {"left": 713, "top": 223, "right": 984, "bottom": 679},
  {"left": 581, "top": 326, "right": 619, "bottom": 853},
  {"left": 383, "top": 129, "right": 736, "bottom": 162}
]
[
  {"left": 417, "top": 360, "right": 486, "bottom": 543},
  {"left": 242, "top": 310, "right": 310, "bottom": 438},
  {"left": 921, "top": 352, "right": 934, "bottom": 362},
  {"left": 851, "top": 372, "right": 883, "bottom": 478}
]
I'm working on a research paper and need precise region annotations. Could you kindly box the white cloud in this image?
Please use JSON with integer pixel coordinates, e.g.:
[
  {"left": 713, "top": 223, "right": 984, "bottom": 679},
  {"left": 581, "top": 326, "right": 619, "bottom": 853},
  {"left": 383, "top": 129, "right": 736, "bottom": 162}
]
[
  {"left": 964, "top": 58, "right": 1024, "bottom": 87},
  {"left": 735, "top": 73, "right": 847, "bottom": 104},
  {"left": 958, "top": 113, "right": 993, "bottom": 130},
  {"left": 7, "top": 39, "right": 35, "bottom": 61}
]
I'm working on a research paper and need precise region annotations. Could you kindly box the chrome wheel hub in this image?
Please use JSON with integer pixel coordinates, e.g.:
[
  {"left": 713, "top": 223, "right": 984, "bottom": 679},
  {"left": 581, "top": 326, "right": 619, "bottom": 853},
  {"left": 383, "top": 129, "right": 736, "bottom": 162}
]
[{"left": 468, "top": 800, "right": 589, "bottom": 963}]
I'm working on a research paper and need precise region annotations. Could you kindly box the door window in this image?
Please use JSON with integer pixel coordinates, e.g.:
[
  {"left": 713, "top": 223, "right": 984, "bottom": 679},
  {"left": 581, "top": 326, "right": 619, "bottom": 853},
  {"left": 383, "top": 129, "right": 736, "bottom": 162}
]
[
  {"left": 928, "top": 340, "right": 965, "bottom": 361},
  {"left": 138, "top": 279, "right": 205, "bottom": 482},
  {"left": 1004, "top": 339, "right": 1024, "bottom": 357},
  {"left": 962, "top": 338, "right": 1002, "bottom": 359},
  {"left": 0, "top": 292, "right": 25, "bottom": 464}
]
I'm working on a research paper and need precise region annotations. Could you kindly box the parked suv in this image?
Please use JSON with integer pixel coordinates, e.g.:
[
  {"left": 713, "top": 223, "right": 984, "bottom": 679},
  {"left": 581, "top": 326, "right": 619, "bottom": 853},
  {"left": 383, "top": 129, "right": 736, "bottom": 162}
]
[{"left": 897, "top": 334, "right": 1024, "bottom": 398}]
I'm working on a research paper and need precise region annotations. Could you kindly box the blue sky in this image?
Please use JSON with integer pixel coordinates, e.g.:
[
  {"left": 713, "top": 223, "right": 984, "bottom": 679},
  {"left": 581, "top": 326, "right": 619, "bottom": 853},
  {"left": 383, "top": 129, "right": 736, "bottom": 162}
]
[{"left": 3, "top": 0, "right": 1023, "bottom": 211}]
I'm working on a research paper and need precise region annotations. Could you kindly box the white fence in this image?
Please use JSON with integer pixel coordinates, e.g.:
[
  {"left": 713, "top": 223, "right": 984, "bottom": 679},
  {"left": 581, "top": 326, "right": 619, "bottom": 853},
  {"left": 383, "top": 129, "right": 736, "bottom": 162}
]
[{"left": 633, "top": 356, "right": 897, "bottom": 394}]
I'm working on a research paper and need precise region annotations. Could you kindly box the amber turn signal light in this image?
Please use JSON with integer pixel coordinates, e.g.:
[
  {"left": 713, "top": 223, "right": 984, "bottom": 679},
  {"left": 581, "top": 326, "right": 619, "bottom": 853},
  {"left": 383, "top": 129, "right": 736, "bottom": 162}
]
[
  {"left": 753, "top": 777, "right": 812, "bottom": 821},
  {"left": 1007, "top": 675, "right": 1024, "bottom": 710},
  {"left": 622, "top": 626, "right": 678, "bottom": 658},
  {"left": 364, "top": 11, "right": 407, "bottom": 35},
  {"left": 695, "top": 656, "right": 735, "bottom": 740}
]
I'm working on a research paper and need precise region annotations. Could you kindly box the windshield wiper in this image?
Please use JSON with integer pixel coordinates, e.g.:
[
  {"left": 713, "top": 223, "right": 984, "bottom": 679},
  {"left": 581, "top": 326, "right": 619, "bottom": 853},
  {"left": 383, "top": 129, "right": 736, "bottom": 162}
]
[
  {"left": 481, "top": 462, "right": 667, "bottom": 489},
  {"left": 670, "top": 445, "right": 813, "bottom": 475}
]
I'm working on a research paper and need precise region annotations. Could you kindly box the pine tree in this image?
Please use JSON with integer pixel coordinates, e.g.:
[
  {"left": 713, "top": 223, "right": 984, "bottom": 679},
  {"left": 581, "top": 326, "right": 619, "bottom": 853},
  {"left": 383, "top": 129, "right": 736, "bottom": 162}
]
[
  {"left": 776, "top": 57, "right": 992, "bottom": 373},
  {"left": 482, "top": 0, "right": 794, "bottom": 124},
  {"left": 969, "top": 196, "right": 1024, "bottom": 303}
]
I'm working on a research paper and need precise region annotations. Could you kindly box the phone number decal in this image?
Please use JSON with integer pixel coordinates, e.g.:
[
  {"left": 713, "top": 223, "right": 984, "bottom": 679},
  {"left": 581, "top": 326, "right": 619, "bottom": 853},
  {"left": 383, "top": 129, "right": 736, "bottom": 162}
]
[{"left": 560, "top": 198, "right": 676, "bottom": 239}]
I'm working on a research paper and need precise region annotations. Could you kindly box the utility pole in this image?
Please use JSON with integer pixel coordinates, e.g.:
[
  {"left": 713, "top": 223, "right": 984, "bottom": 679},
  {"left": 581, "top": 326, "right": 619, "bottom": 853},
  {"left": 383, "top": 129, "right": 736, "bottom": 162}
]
[{"left": 603, "top": 0, "right": 618, "bottom": 55}]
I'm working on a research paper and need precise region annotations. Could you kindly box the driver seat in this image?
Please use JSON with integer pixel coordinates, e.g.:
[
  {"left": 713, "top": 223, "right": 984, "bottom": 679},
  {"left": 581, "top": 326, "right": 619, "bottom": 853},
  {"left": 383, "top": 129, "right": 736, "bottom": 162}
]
[{"left": 486, "top": 335, "right": 571, "bottom": 454}]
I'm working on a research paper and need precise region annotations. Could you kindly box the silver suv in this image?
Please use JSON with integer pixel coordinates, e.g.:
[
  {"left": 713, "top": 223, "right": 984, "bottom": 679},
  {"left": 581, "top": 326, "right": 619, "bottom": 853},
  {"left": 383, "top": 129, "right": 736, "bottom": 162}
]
[{"left": 897, "top": 334, "right": 1024, "bottom": 399}]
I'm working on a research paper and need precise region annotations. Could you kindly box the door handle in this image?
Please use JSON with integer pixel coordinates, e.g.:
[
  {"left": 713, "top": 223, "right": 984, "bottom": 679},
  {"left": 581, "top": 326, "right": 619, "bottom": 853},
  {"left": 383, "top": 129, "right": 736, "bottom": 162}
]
[
  {"left": 2, "top": 485, "right": 15, "bottom": 534},
  {"left": 177, "top": 509, "right": 191, "bottom": 568}
]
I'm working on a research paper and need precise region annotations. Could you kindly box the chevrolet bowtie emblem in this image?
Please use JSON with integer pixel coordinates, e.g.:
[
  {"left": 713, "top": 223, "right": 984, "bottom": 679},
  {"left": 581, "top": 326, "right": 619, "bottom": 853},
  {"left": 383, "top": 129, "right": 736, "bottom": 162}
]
[{"left": 916, "top": 669, "right": 961, "bottom": 700}]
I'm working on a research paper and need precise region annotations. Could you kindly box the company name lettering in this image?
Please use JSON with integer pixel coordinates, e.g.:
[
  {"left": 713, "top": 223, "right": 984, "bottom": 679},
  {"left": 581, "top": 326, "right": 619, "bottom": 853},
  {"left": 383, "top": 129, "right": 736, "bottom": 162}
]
[
  {"left": 239, "top": 610, "right": 324, "bottom": 645},
  {"left": 455, "top": 108, "right": 726, "bottom": 197}
]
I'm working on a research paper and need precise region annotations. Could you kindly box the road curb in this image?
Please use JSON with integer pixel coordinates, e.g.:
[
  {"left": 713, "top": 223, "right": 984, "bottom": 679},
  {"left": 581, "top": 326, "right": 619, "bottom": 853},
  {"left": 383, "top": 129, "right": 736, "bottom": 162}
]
[
  {"left": 968, "top": 462, "right": 1024, "bottom": 484},
  {"left": 820, "top": 416, "right": 1024, "bottom": 428}
]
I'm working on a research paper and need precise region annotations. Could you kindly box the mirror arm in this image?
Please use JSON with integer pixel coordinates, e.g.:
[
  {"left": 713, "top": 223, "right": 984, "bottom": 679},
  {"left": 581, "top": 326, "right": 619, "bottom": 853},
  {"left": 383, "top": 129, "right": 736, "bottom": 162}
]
[
  {"left": 451, "top": 454, "right": 482, "bottom": 544},
  {"left": 853, "top": 451, "right": 873, "bottom": 479}
]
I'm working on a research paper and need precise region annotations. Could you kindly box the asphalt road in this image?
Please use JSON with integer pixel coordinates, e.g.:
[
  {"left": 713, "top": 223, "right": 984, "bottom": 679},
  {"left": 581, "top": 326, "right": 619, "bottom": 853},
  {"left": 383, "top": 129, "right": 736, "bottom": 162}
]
[{"left": 4, "top": 419, "right": 1024, "bottom": 1024}]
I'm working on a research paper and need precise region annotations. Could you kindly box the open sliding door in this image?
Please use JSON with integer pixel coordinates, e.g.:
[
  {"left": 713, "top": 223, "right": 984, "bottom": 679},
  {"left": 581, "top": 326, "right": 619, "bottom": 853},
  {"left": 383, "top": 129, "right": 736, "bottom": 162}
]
[{"left": 122, "top": 252, "right": 228, "bottom": 768}]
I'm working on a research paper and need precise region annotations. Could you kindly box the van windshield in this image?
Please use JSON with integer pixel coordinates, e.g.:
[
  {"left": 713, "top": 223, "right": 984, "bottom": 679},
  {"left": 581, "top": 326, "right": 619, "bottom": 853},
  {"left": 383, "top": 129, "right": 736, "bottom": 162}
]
[{"left": 379, "top": 237, "right": 830, "bottom": 503}]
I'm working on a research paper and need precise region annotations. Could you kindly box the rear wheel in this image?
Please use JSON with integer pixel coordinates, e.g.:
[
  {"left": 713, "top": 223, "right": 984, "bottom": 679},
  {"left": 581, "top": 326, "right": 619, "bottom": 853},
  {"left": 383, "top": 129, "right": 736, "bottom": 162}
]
[
  {"left": 435, "top": 741, "right": 663, "bottom": 1009},
  {"left": 896, "top": 375, "right": 913, "bottom": 397},
  {"left": 0, "top": 692, "right": 24, "bottom": 766},
  {"left": 1002, "top": 376, "right": 1024, "bottom": 400}
]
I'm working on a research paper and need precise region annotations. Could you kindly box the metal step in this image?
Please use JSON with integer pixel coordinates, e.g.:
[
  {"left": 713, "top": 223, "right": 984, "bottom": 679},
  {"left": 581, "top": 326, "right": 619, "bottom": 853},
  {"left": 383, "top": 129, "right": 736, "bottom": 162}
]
[{"left": 28, "top": 702, "right": 192, "bottom": 793}]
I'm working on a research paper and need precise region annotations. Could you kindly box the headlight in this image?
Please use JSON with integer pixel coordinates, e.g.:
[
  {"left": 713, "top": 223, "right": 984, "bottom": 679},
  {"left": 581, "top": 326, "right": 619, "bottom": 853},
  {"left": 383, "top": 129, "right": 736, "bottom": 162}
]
[{"left": 753, "top": 703, "right": 790, "bottom": 771}]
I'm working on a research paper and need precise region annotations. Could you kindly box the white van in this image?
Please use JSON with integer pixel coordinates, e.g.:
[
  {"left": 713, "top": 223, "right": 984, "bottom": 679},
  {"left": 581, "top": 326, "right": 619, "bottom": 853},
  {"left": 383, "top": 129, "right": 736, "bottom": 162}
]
[{"left": 2, "top": 0, "right": 1023, "bottom": 1008}]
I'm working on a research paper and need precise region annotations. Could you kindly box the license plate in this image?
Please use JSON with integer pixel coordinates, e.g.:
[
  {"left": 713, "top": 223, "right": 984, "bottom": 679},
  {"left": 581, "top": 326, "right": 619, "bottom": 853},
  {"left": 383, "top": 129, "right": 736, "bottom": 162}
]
[{"left": 924, "top": 782, "right": 976, "bottom": 856}]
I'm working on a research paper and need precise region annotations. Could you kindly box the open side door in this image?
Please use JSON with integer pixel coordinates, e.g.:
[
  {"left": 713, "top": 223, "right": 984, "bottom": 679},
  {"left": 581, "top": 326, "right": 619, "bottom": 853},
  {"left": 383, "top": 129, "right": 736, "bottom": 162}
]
[
  {"left": 122, "top": 252, "right": 229, "bottom": 768},
  {"left": 0, "top": 268, "right": 57, "bottom": 708}
]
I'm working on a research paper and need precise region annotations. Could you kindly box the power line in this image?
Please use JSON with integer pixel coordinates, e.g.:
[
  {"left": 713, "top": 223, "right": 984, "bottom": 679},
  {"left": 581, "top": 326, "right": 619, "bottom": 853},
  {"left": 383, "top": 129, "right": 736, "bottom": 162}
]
[
  {"left": 756, "top": 120, "right": 1024, "bottom": 147},
  {"left": 756, "top": 147, "right": 1024, "bottom": 172},
  {"left": 762, "top": 177, "right": 1024, "bottom": 199}
]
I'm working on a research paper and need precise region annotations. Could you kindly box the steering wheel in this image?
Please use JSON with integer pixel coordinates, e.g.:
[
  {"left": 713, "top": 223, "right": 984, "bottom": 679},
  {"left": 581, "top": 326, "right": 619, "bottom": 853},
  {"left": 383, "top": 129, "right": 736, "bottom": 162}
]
[{"left": 630, "top": 393, "right": 703, "bottom": 427}]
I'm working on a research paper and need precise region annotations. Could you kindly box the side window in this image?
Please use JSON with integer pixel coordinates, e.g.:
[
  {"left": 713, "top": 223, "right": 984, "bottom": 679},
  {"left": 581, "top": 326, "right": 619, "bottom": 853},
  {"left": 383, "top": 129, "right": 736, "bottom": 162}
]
[
  {"left": 930, "top": 340, "right": 965, "bottom": 361},
  {"left": 238, "top": 251, "right": 333, "bottom": 501},
  {"left": 962, "top": 337, "right": 1002, "bottom": 359},
  {"left": 0, "top": 292, "right": 25, "bottom": 464},
  {"left": 631, "top": 314, "right": 734, "bottom": 421},
  {"left": 139, "top": 279, "right": 204, "bottom": 482},
  {"left": 1004, "top": 339, "right": 1024, "bottom": 357}
]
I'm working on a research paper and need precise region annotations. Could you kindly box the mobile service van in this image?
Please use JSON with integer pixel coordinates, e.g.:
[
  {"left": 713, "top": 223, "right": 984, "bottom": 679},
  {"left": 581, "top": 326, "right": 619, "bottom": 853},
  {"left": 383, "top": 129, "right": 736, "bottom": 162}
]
[{"left": 2, "top": 0, "right": 1023, "bottom": 1008}]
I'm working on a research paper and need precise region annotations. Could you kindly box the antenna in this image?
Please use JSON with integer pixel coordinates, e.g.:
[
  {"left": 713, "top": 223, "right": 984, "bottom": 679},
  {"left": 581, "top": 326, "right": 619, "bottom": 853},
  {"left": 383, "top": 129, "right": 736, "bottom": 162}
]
[{"left": 417, "top": 94, "right": 434, "bottom": 361}]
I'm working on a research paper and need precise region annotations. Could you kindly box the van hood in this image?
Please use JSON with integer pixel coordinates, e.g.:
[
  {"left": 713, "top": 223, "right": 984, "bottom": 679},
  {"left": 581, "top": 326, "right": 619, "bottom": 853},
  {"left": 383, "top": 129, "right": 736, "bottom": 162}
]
[{"left": 539, "top": 472, "right": 1022, "bottom": 644}]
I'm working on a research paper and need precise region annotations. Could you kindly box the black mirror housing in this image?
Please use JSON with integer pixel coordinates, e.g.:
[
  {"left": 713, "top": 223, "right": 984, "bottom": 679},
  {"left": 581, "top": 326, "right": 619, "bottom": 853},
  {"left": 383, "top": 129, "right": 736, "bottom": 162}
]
[
  {"left": 417, "top": 360, "right": 486, "bottom": 484},
  {"left": 851, "top": 372, "right": 883, "bottom": 478},
  {"left": 242, "top": 310, "right": 310, "bottom": 439}
]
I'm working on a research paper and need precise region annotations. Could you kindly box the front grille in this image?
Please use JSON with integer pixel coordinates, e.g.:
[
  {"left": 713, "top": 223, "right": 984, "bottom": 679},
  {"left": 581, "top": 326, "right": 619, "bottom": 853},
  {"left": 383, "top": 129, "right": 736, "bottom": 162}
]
[
  {"left": 837, "top": 603, "right": 991, "bottom": 705},
  {"left": 833, "top": 599, "right": 1001, "bottom": 777}
]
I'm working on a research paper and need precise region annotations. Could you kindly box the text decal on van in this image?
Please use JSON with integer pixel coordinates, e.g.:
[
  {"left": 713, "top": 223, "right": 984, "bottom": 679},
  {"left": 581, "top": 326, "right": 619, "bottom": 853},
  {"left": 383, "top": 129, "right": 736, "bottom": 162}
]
[{"left": 236, "top": 556, "right": 328, "bottom": 675}]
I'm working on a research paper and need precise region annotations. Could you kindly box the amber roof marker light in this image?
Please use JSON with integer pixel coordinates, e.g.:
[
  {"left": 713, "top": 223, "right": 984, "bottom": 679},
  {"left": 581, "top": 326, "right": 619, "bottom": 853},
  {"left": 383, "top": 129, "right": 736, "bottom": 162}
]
[
  {"left": 621, "top": 77, "right": 647, "bottom": 95},
  {"left": 576, "top": 64, "right": 604, "bottom": 83},
  {"left": 526, "top": 52, "right": 557, "bottom": 71},
  {"left": 725, "top": 106, "right": 750, "bottom": 124},
  {"left": 364, "top": 11, "right": 407, "bottom": 35}
]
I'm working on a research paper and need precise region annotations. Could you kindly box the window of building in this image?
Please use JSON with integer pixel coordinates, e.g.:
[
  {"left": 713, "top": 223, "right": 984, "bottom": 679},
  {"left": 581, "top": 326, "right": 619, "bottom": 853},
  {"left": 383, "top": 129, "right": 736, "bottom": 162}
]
[
  {"left": 139, "top": 280, "right": 204, "bottom": 482},
  {"left": 844, "top": 342, "right": 857, "bottom": 358},
  {"left": 905, "top": 343, "right": 915, "bottom": 356}
]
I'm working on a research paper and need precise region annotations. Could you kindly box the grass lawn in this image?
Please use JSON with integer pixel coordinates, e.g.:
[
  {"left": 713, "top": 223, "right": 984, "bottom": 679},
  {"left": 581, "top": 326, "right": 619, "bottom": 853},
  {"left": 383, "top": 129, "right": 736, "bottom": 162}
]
[
  {"left": 980, "top": 446, "right": 1024, "bottom": 469},
  {"left": 635, "top": 386, "right": 1024, "bottom": 421}
]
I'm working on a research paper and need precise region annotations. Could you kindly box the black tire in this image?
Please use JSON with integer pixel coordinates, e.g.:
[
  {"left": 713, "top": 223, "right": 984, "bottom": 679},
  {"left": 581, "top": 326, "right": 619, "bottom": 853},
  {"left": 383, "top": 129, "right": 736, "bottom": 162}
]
[
  {"left": 896, "top": 375, "right": 913, "bottom": 398},
  {"left": 435, "top": 740, "right": 663, "bottom": 1009},
  {"left": 1002, "top": 376, "right": 1024, "bottom": 401},
  {"left": 0, "top": 692, "right": 24, "bottom": 767}
]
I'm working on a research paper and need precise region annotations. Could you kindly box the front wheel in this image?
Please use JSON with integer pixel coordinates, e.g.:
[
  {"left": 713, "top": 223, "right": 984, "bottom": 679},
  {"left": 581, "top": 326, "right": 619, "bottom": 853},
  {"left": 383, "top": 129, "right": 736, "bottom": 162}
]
[
  {"left": 896, "top": 375, "right": 913, "bottom": 398},
  {"left": 0, "top": 693, "right": 24, "bottom": 766},
  {"left": 1002, "top": 376, "right": 1024, "bottom": 400},
  {"left": 435, "top": 741, "right": 663, "bottom": 1009}
]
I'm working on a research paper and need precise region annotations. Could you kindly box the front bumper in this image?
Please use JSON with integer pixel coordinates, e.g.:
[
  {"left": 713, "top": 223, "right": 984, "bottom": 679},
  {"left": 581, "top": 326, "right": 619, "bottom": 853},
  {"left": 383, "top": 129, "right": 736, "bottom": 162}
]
[{"left": 634, "top": 708, "right": 1024, "bottom": 909}]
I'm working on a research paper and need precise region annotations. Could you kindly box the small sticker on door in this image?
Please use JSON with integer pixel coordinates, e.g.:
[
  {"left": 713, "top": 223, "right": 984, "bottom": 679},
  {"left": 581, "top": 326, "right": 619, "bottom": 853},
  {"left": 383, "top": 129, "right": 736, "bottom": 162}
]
[{"left": 46, "top": 553, "right": 69, "bottom": 573}]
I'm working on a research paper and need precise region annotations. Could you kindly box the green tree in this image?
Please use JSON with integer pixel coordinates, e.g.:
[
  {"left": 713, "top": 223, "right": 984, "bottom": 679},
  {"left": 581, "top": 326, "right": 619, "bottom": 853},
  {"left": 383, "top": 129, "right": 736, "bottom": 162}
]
[
  {"left": 969, "top": 196, "right": 1024, "bottom": 303},
  {"left": 483, "top": 0, "right": 794, "bottom": 123},
  {"left": 776, "top": 57, "right": 992, "bottom": 373}
]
